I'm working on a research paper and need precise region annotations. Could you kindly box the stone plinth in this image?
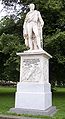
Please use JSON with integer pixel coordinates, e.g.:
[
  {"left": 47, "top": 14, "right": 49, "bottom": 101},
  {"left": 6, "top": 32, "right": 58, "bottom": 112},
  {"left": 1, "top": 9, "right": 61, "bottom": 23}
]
[
  {"left": 17, "top": 50, "right": 52, "bottom": 83},
  {"left": 15, "top": 82, "right": 52, "bottom": 110},
  {"left": 15, "top": 50, "right": 52, "bottom": 111}
]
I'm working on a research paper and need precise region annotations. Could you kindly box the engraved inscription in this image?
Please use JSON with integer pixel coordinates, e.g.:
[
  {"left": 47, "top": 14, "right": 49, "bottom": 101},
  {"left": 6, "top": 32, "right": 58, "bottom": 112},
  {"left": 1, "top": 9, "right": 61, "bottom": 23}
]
[
  {"left": 23, "top": 59, "right": 40, "bottom": 66},
  {"left": 21, "top": 58, "right": 41, "bottom": 82}
]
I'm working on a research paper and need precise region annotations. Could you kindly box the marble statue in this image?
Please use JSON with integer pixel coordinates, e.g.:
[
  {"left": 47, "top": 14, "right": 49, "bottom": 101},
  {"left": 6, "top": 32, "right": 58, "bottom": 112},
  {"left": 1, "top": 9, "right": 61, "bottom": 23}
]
[
  {"left": 12, "top": 6, "right": 53, "bottom": 112},
  {"left": 23, "top": 3, "right": 44, "bottom": 50}
]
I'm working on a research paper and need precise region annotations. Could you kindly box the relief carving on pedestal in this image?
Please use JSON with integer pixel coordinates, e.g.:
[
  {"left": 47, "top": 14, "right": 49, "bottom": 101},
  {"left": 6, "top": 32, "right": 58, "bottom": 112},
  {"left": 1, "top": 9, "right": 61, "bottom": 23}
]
[{"left": 21, "top": 58, "right": 42, "bottom": 82}]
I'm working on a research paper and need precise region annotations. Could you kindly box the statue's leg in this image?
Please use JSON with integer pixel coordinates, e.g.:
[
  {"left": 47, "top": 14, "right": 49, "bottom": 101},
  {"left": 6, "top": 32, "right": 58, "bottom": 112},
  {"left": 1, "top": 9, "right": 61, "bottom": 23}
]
[
  {"left": 27, "top": 23, "right": 33, "bottom": 50},
  {"left": 33, "top": 23, "right": 42, "bottom": 50}
]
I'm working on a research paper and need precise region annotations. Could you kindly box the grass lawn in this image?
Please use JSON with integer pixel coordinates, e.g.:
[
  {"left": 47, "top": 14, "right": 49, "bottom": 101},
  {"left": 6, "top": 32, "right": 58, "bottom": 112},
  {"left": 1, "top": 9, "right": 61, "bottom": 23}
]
[
  {"left": 0, "top": 86, "right": 15, "bottom": 114},
  {"left": 0, "top": 86, "right": 65, "bottom": 119},
  {"left": 52, "top": 87, "right": 65, "bottom": 119}
]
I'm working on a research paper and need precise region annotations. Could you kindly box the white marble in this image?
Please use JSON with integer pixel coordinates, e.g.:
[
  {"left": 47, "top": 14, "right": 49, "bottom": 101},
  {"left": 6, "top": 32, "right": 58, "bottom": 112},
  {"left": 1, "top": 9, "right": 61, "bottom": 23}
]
[
  {"left": 15, "top": 50, "right": 52, "bottom": 111},
  {"left": 17, "top": 50, "right": 52, "bottom": 83},
  {"left": 15, "top": 82, "right": 52, "bottom": 110},
  {"left": 23, "top": 3, "right": 44, "bottom": 50},
  {"left": 17, "top": 82, "right": 51, "bottom": 92}
]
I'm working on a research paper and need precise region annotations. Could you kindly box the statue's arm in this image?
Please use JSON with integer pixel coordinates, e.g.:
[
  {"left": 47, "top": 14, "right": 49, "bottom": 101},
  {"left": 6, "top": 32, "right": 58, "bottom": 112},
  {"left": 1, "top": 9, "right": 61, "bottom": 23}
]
[
  {"left": 38, "top": 11, "right": 44, "bottom": 27},
  {"left": 23, "top": 18, "right": 27, "bottom": 29},
  {"left": 23, "top": 14, "right": 28, "bottom": 37},
  {"left": 23, "top": 13, "right": 28, "bottom": 28}
]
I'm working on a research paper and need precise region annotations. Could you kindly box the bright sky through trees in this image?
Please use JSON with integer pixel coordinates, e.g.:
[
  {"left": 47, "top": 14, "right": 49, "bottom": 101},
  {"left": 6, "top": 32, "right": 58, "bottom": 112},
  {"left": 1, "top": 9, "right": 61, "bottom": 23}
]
[{"left": 0, "top": 0, "right": 23, "bottom": 21}]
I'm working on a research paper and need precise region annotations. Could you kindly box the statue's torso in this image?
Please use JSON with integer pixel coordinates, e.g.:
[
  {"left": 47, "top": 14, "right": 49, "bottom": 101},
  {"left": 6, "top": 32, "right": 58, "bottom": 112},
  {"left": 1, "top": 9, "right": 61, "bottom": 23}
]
[{"left": 26, "top": 10, "right": 39, "bottom": 23}]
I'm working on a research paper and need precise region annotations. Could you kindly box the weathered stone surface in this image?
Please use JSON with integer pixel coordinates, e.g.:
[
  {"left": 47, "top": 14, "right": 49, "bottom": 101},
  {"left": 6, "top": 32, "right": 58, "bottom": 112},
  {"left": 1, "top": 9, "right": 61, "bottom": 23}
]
[
  {"left": 10, "top": 50, "right": 56, "bottom": 116},
  {"left": 10, "top": 106, "right": 57, "bottom": 116}
]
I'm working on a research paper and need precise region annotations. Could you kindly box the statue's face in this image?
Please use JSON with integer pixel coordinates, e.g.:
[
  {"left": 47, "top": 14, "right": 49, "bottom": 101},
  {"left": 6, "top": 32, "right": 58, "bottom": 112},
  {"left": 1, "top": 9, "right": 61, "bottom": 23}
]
[{"left": 29, "top": 4, "right": 35, "bottom": 10}]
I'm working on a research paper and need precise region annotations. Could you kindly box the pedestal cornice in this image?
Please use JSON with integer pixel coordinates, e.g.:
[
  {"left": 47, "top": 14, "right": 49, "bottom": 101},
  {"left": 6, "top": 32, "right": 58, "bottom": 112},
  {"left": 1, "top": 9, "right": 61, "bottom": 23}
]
[{"left": 16, "top": 50, "right": 52, "bottom": 59}]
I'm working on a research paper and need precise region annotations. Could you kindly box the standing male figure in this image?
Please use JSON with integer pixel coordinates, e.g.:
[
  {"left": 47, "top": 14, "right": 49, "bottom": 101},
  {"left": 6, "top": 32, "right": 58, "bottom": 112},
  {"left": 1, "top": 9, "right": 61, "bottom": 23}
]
[{"left": 23, "top": 3, "right": 44, "bottom": 50}]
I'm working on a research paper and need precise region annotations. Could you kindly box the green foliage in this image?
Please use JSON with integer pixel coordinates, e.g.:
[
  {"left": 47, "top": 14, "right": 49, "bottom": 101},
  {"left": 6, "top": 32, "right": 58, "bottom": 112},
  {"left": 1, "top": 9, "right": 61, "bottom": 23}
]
[
  {"left": 0, "top": 17, "right": 24, "bottom": 38},
  {"left": 0, "top": 33, "right": 26, "bottom": 81},
  {"left": 45, "top": 31, "right": 65, "bottom": 84},
  {"left": 0, "top": 17, "right": 15, "bottom": 35},
  {"left": 0, "top": 15, "right": 28, "bottom": 82},
  {"left": 0, "top": 0, "right": 65, "bottom": 84}
]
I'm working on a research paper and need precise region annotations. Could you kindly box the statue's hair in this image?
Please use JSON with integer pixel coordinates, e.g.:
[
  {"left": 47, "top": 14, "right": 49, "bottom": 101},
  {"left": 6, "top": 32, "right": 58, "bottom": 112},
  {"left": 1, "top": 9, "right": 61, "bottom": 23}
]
[{"left": 29, "top": 3, "right": 35, "bottom": 9}]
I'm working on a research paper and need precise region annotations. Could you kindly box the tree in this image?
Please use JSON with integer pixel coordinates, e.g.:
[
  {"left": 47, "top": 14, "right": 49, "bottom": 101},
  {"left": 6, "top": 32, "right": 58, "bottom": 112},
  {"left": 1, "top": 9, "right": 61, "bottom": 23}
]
[
  {"left": 0, "top": 0, "right": 65, "bottom": 85},
  {"left": 45, "top": 31, "right": 65, "bottom": 85},
  {"left": 0, "top": 33, "right": 26, "bottom": 82}
]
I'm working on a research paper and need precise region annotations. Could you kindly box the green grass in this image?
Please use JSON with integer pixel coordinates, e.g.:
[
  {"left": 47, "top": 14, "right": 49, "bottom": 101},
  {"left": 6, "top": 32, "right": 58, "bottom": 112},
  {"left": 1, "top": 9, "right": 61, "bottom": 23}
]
[
  {"left": 0, "top": 86, "right": 16, "bottom": 114},
  {"left": 52, "top": 87, "right": 65, "bottom": 119},
  {"left": 0, "top": 86, "right": 65, "bottom": 119}
]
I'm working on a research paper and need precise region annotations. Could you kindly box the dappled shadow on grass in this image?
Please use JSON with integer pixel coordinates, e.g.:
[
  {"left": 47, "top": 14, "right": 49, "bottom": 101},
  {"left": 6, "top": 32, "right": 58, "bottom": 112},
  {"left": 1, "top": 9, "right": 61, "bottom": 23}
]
[
  {"left": 53, "top": 92, "right": 65, "bottom": 101},
  {"left": 0, "top": 92, "right": 15, "bottom": 96},
  {"left": 53, "top": 91, "right": 65, "bottom": 107}
]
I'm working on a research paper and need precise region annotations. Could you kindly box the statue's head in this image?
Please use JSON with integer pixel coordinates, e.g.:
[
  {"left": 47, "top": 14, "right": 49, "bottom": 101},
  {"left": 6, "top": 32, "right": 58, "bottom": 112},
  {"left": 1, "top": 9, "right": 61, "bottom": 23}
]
[{"left": 29, "top": 3, "right": 35, "bottom": 10}]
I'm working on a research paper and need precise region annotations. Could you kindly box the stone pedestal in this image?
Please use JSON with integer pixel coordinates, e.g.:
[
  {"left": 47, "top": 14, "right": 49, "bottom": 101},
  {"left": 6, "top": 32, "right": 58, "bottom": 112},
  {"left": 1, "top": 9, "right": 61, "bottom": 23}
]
[
  {"left": 15, "top": 50, "right": 52, "bottom": 110},
  {"left": 10, "top": 50, "right": 56, "bottom": 115},
  {"left": 15, "top": 82, "right": 52, "bottom": 110}
]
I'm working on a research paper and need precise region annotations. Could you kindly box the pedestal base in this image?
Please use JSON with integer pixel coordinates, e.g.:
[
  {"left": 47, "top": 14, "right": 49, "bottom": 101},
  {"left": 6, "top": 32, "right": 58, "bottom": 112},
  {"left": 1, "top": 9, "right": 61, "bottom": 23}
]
[
  {"left": 9, "top": 106, "right": 56, "bottom": 116},
  {"left": 15, "top": 82, "right": 52, "bottom": 111},
  {"left": 10, "top": 51, "right": 56, "bottom": 116}
]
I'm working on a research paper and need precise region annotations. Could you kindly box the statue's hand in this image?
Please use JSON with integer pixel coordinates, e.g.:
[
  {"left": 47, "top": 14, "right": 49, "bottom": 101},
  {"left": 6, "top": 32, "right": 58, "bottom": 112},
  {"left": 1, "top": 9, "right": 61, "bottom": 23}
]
[
  {"left": 41, "top": 21, "right": 44, "bottom": 28},
  {"left": 41, "top": 23, "right": 44, "bottom": 28},
  {"left": 41, "top": 24, "right": 43, "bottom": 28},
  {"left": 23, "top": 34, "right": 28, "bottom": 39}
]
